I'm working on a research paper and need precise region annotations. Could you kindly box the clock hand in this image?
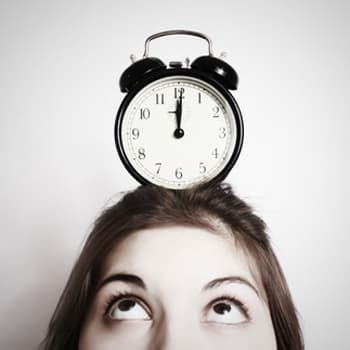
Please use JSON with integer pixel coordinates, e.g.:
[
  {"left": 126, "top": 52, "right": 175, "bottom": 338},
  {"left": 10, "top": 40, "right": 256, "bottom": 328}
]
[
  {"left": 175, "top": 100, "right": 180, "bottom": 129},
  {"left": 174, "top": 98, "right": 184, "bottom": 139},
  {"left": 168, "top": 103, "right": 177, "bottom": 117}
]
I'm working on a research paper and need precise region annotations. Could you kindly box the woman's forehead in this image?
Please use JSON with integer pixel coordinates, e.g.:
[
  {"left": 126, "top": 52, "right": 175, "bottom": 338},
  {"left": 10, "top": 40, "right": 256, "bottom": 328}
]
[{"left": 101, "top": 225, "right": 259, "bottom": 294}]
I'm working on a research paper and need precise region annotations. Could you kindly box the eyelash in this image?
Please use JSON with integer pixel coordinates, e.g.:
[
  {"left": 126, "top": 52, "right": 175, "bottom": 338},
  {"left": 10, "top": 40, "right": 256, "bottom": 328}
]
[
  {"left": 103, "top": 292, "right": 251, "bottom": 322},
  {"left": 103, "top": 291, "right": 150, "bottom": 319},
  {"left": 206, "top": 294, "right": 251, "bottom": 321}
]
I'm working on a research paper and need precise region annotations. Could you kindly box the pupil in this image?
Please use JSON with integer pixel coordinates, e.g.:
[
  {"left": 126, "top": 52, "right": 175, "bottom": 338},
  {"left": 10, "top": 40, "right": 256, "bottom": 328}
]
[
  {"left": 214, "top": 302, "right": 231, "bottom": 315},
  {"left": 119, "top": 299, "right": 136, "bottom": 311}
]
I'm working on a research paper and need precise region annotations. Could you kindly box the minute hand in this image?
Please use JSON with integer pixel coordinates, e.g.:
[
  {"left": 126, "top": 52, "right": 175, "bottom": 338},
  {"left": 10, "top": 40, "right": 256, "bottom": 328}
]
[
  {"left": 176, "top": 98, "right": 182, "bottom": 129},
  {"left": 174, "top": 98, "right": 184, "bottom": 139}
]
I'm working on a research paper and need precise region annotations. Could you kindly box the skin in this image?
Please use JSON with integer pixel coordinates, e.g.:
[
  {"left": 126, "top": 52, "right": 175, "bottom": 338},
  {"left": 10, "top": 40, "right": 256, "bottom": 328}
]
[{"left": 79, "top": 225, "right": 277, "bottom": 350}]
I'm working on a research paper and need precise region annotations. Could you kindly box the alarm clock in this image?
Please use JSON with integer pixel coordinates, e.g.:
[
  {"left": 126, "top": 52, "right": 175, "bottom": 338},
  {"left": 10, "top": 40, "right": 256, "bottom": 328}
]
[{"left": 114, "top": 30, "right": 244, "bottom": 189}]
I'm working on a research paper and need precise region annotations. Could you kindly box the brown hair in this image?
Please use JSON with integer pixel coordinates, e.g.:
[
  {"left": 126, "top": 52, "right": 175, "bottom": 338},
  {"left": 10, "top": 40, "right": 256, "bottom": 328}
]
[{"left": 40, "top": 183, "right": 304, "bottom": 350}]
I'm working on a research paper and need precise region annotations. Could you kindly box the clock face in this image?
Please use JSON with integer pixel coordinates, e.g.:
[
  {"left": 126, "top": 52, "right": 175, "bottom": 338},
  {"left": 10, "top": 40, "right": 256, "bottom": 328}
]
[{"left": 116, "top": 75, "right": 242, "bottom": 189}]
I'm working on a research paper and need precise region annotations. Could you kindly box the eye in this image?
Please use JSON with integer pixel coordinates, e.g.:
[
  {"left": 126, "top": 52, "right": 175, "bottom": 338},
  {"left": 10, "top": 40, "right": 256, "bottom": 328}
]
[
  {"left": 107, "top": 296, "right": 151, "bottom": 321},
  {"left": 204, "top": 297, "right": 249, "bottom": 325}
]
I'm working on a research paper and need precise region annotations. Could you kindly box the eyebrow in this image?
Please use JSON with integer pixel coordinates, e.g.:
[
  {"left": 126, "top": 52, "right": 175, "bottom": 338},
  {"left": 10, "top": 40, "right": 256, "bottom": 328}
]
[
  {"left": 202, "top": 276, "right": 260, "bottom": 297},
  {"left": 98, "top": 273, "right": 147, "bottom": 291},
  {"left": 98, "top": 273, "right": 259, "bottom": 298}
]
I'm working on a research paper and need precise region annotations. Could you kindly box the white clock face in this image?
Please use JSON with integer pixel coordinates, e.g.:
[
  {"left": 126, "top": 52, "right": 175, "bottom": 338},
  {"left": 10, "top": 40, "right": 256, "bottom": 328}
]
[{"left": 119, "top": 75, "right": 238, "bottom": 189}]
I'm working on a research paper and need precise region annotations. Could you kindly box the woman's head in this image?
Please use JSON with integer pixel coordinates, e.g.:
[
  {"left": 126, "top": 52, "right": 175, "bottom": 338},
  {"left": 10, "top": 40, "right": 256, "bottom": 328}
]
[{"left": 41, "top": 183, "right": 304, "bottom": 350}]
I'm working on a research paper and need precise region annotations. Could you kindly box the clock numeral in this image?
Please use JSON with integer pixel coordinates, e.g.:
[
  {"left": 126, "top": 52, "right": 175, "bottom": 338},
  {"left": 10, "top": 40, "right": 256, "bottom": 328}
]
[
  {"left": 174, "top": 87, "right": 185, "bottom": 99},
  {"left": 140, "top": 108, "right": 151, "bottom": 120},
  {"left": 199, "top": 162, "right": 206, "bottom": 174},
  {"left": 131, "top": 128, "right": 140, "bottom": 140},
  {"left": 175, "top": 167, "right": 183, "bottom": 179},
  {"left": 212, "top": 148, "right": 219, "bottom": 159},
  {"left": 219, "top": 127, "right": 226, "bottom": 138},
  {"left": 138, "top": 148, "right": 146, "bottom": 160},
  {"left": 155, "top": 162, "right": 162, "bottom": 174},
  {"left": 198, "top": 92, "right": 202, "bottom": 104},
  {"left": 156, "top": 93, "right": 165, "bottom": 104},
  {"left": 213, "top": 106, "right": 220, "bottom": 118}
]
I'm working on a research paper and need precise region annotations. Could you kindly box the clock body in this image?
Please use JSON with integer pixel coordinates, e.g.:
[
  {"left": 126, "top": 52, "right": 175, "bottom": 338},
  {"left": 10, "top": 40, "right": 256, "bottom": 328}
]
[{"left": 115, "top": 68, "right": 243, "bottom": 189}]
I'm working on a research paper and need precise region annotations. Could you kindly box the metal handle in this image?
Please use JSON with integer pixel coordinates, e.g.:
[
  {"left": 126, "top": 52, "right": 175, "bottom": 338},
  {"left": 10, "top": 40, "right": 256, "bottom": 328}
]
[{"left": 143, "top": 29, "right": 214, "bottom": 58}]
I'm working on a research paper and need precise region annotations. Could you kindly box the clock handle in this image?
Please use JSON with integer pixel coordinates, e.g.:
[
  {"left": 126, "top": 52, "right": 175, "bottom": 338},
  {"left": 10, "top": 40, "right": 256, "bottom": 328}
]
[{"left": 143, "top": 29, "right": 214, "bottom": 58}]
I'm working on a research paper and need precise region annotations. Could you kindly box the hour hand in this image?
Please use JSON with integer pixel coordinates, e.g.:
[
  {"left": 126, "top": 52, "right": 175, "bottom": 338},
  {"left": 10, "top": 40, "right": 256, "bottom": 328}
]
[
  {"left": 168, "top": 106, "right": 176, "bottom": 114},
  {"left": 174, "top": 99, "right": 184, "bottom": 139},
  {"left": 176, "top": 98, "right": 182, "bottom": 128}
]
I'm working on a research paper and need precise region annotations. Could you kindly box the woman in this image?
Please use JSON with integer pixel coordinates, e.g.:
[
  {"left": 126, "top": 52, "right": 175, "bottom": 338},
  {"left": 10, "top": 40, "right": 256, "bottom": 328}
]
[{"left": 40, "top": 183, "right": 304, "bottom": 349}]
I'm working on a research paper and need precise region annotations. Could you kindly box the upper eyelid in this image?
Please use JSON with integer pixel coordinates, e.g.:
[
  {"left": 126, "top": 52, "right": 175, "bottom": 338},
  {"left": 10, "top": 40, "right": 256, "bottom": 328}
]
[
  {"left": 99, "top": 287, "right": 257, "bottom": 315},
  {"left": 201, "top": 283, "right": 262, "bottom": 316},
  {"left": 103, "top": 292, "right": 251, "bottom": 322},
  {"left": 201, "top": 296, "right": 251, "bottom": 327},
  {"left": 208, "top": 296, "right": 250, "bottom": 319},
  {"left": 104, "top": 293, "right": 152, "bottom": 319}
]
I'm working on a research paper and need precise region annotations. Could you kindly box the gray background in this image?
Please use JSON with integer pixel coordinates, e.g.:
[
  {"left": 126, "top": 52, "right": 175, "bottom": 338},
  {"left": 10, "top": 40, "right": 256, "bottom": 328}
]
[{"left": 1, "top": 0, "right": 349, "bottom": 349}]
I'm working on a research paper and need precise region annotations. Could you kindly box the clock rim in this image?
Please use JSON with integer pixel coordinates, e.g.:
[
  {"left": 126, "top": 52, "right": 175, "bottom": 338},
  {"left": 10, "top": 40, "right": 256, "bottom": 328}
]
[{"left": 114, "top": 68, "right": 244, "bottom": 189}]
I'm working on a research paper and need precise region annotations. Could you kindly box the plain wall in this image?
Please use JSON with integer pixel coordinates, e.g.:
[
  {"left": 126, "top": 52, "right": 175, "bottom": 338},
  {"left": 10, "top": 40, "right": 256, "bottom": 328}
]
[{"left": 1, "top": 0, "right": 349, "bottom": 349}]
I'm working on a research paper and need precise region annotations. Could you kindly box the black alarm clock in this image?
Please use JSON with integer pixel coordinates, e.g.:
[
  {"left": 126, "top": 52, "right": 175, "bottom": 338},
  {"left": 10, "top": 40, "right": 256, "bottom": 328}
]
[{"left": 115, "top": 30, "right": 244, "bottom": 189}]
